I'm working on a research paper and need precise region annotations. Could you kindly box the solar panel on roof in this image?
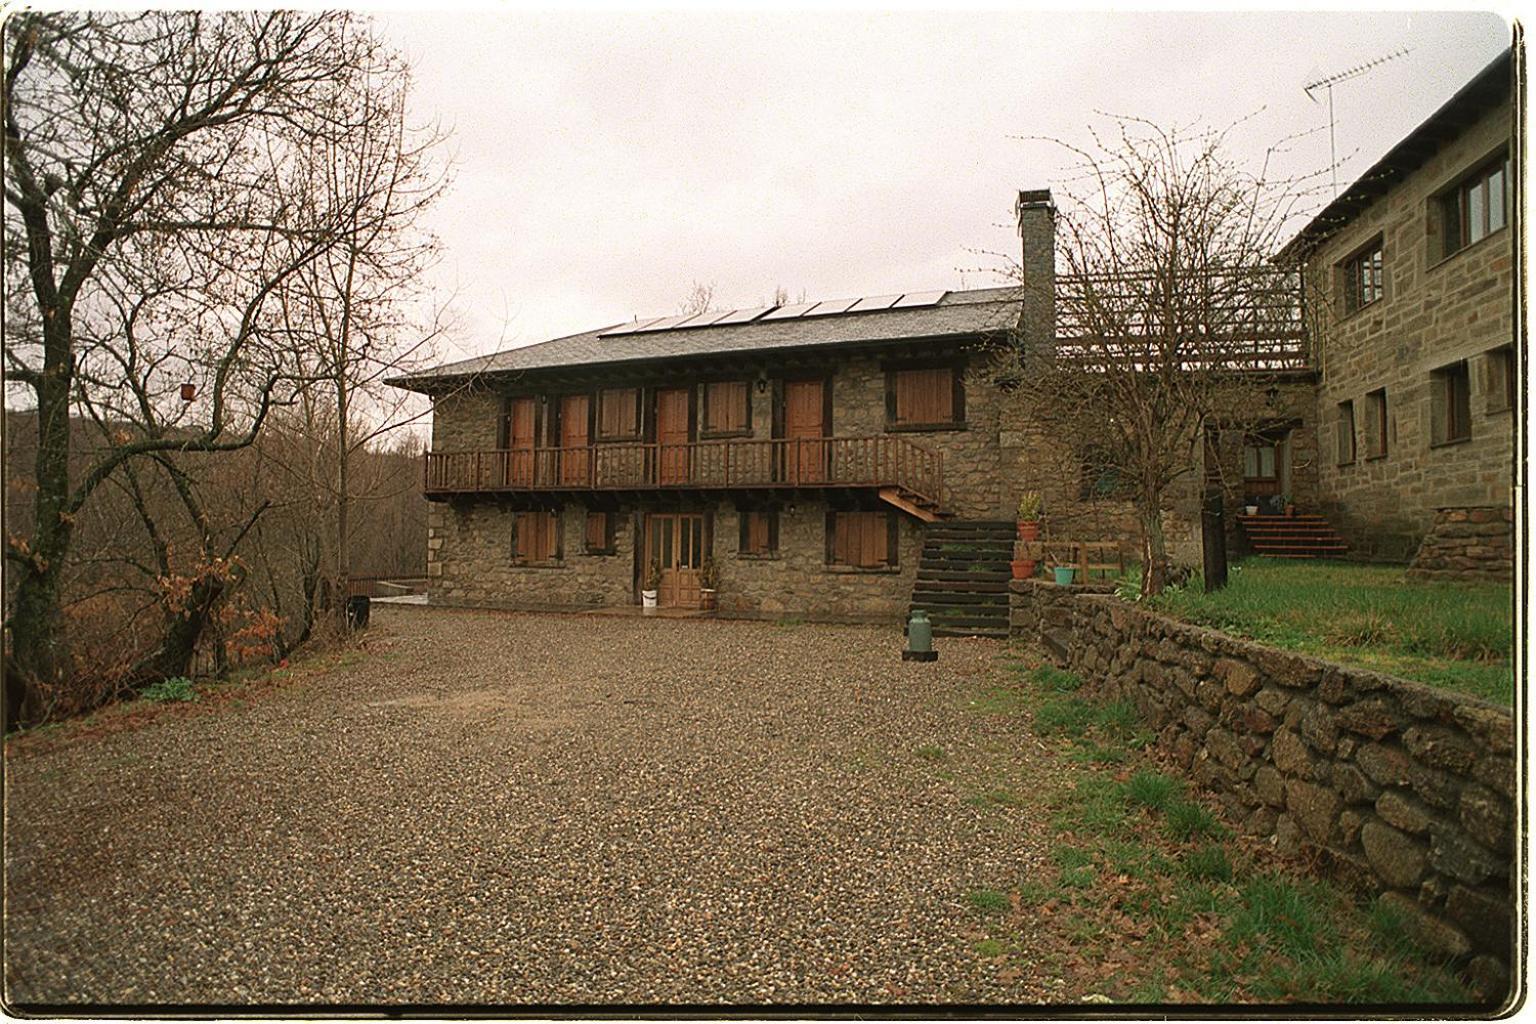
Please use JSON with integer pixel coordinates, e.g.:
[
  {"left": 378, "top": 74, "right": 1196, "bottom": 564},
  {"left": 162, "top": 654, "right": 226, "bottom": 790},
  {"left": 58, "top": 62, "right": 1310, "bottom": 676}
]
[
  {"left": 892, "top": 290, "right": 948, "bottom": 308},
  {"left": 847, "top": 294, "right": 901, "bottom": 313},
  {"left": 599, "top": 316, "right": 665, "bottom": 338},
  {"left": 635, "top": 314, "right": 693, "bottom": 333},
  {"left": 761, "top": 301, "right": 818, "bottom": 320},
  {"left": 674, "top": 310, "right": 729, "bottom": 329},
  {"left": 803, "top": 298, "right": 858, "bottom": 317},
  {"left": 712, "top": 306, "right": 772, "bottom": 325}
]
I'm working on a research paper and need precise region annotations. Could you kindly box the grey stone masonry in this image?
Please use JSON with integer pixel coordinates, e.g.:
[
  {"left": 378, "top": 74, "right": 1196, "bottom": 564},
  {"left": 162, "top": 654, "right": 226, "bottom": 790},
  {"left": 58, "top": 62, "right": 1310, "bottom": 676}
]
[
  {"left": 1010, "top": 579, "right": 1515, "bottom": 994},
  {"left": 1407, "top": 506, "right": 1514, "bottom": 581}
]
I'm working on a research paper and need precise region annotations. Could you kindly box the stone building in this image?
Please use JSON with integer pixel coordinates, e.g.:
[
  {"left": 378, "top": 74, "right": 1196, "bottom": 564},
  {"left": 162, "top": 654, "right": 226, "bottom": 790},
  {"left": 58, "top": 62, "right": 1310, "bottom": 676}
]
[{"left": 1278, "top": 49, "right": 1517, "bottom": 571}]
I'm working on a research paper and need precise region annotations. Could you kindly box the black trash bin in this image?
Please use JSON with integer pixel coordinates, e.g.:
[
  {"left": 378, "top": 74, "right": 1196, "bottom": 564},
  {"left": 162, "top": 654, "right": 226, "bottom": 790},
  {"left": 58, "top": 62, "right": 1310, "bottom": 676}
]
[{"left": 346, "top": 595, "right": 371, "bottom": 631}]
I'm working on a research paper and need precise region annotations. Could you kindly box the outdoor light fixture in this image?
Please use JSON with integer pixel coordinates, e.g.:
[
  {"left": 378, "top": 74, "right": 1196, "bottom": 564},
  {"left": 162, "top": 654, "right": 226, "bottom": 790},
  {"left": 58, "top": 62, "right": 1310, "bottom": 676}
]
[
  {"left": 755, "top": 373, "right": 768, "bottom": 394},
  {"left": 180, "top": 382, "right": 196, "bottom": 402},
  {"left": 902, "top": 609, "right": 937, "bottom": 662}
]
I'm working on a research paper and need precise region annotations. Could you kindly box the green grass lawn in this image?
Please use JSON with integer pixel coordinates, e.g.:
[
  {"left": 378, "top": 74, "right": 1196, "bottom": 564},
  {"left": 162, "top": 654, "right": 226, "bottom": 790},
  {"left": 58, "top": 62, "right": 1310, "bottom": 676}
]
[{"left": 1147, "top": 560, "right": 1514, "bottom": 705}]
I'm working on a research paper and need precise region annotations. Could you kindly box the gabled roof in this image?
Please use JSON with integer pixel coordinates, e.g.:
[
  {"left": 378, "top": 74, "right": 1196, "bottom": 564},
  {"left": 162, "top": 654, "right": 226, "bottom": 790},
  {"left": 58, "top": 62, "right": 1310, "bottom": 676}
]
[
  {"left": 391, "top": 286, "right": 1024, "bottom": 392},
  {"left": 1276, "top": 47, "right": 1513, "bottom": 263}
]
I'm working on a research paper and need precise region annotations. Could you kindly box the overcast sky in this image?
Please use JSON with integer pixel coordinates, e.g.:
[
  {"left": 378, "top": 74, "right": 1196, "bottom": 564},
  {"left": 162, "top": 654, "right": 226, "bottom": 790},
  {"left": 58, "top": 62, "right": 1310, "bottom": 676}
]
[{"left": 379, "top": 9, "right": 1511, "bottom": 366}]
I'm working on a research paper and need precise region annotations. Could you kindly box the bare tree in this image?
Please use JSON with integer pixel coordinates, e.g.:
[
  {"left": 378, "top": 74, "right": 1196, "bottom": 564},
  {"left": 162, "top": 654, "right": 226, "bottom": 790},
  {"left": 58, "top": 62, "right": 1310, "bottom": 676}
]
[
  {"left": 2, "top": 12, "right": 439, "bottom": 723},
  {"left": 995, "top": 116, "right": 1324, "bottom": 596},
  {"left": 678, "top": 279, "right": 715, "bottom": 316}
]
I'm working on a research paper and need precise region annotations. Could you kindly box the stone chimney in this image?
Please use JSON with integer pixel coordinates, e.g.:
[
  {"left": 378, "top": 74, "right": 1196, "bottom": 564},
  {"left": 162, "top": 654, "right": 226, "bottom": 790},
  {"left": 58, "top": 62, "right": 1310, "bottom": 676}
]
[{"left": 1014, "top": 188, "right": 1056, "bottom": 359}]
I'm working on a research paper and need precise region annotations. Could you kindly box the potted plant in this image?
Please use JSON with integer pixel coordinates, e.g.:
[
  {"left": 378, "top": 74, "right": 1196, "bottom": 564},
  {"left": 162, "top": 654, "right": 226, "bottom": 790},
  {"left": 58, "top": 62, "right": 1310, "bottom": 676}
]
[
  {"left": 641, "top": 561, "right": 660, "bottom": 611},
  {"left": 1243, "top": 501, "right": 1259, "bottom": 516},
  {"left": 1010, "top": 539, "right": 1037, "bottom": 580},
  {"left": 1280, "top": 492, "right": 1295, "bottom": 517},
  {"left": 1016, "top": 491, "right": 1043, "bottom": 540},
  {"left": 698, "top": 558, "right": 719, "bottom": 611}
]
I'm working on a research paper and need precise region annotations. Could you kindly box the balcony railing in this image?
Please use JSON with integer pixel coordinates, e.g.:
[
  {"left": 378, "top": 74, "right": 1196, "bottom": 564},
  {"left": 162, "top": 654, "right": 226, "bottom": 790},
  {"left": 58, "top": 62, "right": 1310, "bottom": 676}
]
[{"left": 424, "top": 435, "right": 943, "bottom": 507}]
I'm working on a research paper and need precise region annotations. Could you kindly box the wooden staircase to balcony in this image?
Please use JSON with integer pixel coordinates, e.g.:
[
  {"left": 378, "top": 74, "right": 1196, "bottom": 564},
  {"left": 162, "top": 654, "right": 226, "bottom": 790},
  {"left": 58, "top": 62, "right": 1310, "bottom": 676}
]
[
  {"left": 1237, "top": 512, "right": 1349, "bottom": 559},
  {"left": 907, "top": 520, "right": 1015, "bottom": 639}
]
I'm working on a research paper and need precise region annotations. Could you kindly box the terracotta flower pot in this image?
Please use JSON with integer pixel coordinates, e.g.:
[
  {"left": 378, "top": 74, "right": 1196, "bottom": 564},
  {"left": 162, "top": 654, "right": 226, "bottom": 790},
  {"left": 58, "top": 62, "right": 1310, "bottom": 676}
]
[
  {"left": 1017, "top": 521, "right": 1040, "bottom": 541},
  {"left": 699, "top": 589, "right": 718, "bottom": 611},
  {"left": 1010, "top": 559, "right": 1037, "bottom": 580}
]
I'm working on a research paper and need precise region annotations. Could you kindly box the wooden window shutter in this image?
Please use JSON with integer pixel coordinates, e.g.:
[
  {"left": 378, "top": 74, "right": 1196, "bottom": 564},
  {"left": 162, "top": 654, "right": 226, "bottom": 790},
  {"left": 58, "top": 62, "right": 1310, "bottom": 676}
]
[
  {"left": 705, "top": 381, "right": 749, "bottom": 434},
  {"left": 890, "top": 367, "right": 955, "bottom": 425},
  {"left": 585, "top": 511, "right": 612, "bottom": 553},
  {"left": 599, "top": 388, "right": 639, "bottom": 439}
]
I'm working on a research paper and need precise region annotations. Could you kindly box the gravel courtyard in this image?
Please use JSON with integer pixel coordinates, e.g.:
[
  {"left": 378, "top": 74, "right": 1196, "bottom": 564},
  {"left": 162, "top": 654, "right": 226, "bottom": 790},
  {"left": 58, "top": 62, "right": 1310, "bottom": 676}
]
[{"left": 5, "top": 607, "right": 1062, "bottom": 1007}]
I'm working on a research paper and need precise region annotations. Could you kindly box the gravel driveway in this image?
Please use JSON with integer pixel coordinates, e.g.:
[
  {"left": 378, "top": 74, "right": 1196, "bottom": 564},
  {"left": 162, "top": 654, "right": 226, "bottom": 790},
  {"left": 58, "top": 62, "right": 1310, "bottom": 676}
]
[{"left": 5, "top": 607, "right": 1061, "bottom": 1007}]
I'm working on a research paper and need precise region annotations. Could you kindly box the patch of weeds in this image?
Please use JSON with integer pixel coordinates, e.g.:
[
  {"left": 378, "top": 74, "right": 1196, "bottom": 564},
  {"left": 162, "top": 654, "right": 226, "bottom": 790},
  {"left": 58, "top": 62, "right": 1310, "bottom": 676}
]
[
  {"left": 963, "top": 887, "right": 1010, "bottom": 914},
  {"left": 1251, "top": 949, "right": 1460, "bottom": 1004},
  {"left": 967, "top": 684, "right": 1030, "bottom": 715},
  {"left": 1028, "top": 665, "right": 1083, "bottom": 692},
  {"left": 914, "top": 744, "right": 948, "bottom": 763},
  {"left": 140, "top": 676, "right": 196, "bottom": 702},
  {"left": 1228, "top": 875, "right": 1334, "bottom": 959},
  {"left": 1125, "top": 770, "right": 1182, "bottom": 811},
  {"left": 772, "top": 616, "right": 804, "bottom": 628},
  {"left": 1095, "top": 700, "right": 1139, "bottom": 738},
  {"left": 1034, "top": 696, "right": 1096, "bottom": 737},
  {"left": 973, "top": 937, "right": 1006, "bottom": 957},
  {"left": 1181, "top": 844, "right": 1233, "bottom": 882},
  {"left": 1069, "top": 742, "right": 1127, "bottom": 765},
  {"left": 1051, "top": 774, "right": 1128, "bottom": 837},
  {"left": 1164, "top": 799, "right": 1224, "bottom": 842},
  {"left": 1104, "top": 839, "right": 1170, "bottom": 880},
  {"left": 1015, "top": 880, "right": 1055, "bottom": 907},
  {"left": 967, "top": 788, "right": 1024, "bottom": 809},
  {"left": 1053, "top": 846, "right": 1097, "bottom": 888}
]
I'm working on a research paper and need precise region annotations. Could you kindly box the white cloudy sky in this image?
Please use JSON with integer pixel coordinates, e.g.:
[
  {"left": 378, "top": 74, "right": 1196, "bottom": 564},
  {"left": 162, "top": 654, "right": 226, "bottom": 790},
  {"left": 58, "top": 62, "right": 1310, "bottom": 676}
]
[{"left": 379, "top": 8, "right": 1512, "bottom": 366}]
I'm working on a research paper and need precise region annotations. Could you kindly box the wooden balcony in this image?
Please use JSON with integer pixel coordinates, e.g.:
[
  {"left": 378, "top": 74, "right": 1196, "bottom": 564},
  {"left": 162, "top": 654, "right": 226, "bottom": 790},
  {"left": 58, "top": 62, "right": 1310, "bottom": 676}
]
[{"left": 424, "top": 435, "right": 944, "bottom": 512}]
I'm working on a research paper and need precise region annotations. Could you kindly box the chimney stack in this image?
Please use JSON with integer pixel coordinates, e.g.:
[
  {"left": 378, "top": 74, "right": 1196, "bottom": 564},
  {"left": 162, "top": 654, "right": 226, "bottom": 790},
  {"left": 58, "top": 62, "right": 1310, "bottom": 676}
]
[{"left": 1014, "top": 189, "right": 1056, "bottom": 358}]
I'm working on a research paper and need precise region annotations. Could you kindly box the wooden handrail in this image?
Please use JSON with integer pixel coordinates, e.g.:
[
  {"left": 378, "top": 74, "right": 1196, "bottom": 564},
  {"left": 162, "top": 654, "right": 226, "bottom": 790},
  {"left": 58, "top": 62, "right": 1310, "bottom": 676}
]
[{"left": 423, "top": 435, "right": 943, "bottom": 507}]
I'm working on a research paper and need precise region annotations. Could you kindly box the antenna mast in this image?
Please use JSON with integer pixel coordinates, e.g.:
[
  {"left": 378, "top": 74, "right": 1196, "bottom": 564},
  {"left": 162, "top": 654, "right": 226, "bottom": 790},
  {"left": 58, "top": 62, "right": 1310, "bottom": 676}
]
[{"left": 1305, "top": 48, "right": 1411, "bottom": 197}]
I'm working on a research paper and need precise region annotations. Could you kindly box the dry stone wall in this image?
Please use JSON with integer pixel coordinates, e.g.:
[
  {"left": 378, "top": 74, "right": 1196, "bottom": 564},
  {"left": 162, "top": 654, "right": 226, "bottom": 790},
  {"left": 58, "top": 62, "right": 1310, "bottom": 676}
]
[
  {"left": 1407, "top": 506, "right": 1515, "bottom": 581},
  {"left": 1010, "top": 579, "right": 1515, "bottom": 993}
]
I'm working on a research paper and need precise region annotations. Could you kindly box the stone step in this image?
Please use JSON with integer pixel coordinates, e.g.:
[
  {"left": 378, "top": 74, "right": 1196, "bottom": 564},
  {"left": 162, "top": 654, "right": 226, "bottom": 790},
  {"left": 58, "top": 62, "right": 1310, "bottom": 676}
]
[
  {"left": 932, "top": 626, "right": 1010, "bottom": 639},
  {"left": 918, "top": 558, "right": 1014, "bottom": 572},
  {"left": 912, "top": 579, "right": 1011, "bottom": 594},
  {"left": 915, "top": 568, "right": 1012, "bottom": 583},
  {"left": 909, "top": 594, "right": 1010, "bottom": 608}
]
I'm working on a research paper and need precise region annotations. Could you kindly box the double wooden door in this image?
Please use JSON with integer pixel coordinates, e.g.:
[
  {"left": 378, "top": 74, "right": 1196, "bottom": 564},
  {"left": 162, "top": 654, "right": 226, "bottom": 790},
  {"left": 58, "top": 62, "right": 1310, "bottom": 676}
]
[
  {"left": 645, "top": 513, "right": 705, "bottom": 608},
  {"left": 782, "top": 379, "right": 827, "bottom": 483},
  {"left": 656, "top": 387, "right": 692, "bottom": 485},
  {"left": 559, "top": 394, "right": 591, "bottom": 486},
  {"left": 500, "top": 397, "right": 536, "bottom": 487}
]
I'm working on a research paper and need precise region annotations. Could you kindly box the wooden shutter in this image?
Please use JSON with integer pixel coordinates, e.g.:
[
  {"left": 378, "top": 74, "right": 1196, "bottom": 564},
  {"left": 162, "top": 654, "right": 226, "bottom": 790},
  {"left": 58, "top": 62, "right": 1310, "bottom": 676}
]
[
  {"left": 891, "top": 367, "right": 955, "bottom": 425},
  {"left": 515, "top": 510, "right": 560, "bottom": 562},
  {"left": 599, "top": 388, "right": 639, "bottom": 439},
  {"left": 705, "top": 381, "right": 749, "bottom": 434},
  {"left": 830, "top": 511, "right": 890, "bottom": 567},
  {"left": 739, "top": 509, "right": 775, "bottom": 555},
  {"left": 585, "top": 511, "right": 611, "bottom": 553}
]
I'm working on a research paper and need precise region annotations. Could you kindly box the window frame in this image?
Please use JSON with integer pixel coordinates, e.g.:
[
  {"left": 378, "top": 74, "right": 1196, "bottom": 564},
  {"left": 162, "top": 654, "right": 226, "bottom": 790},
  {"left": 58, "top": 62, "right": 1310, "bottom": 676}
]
[
  {"left": 583, "top": 510, "right": 617, "bottom": 555},
  {"left": 1363, "top": 388, "right": 1388, "bottom": 460},
  {"left": 1336, "top": 399, "right": 1356, "bottom": 466},
  {"left": 1486, "top": 346, "right": 1516, "bottom": 415},
  {"left": 700, "top": 379, "right": 753, "bottom": 439},
  {"left": 1440, "top": 152, "right": 1511, "bottom": 259},
  {"left": 1340, "top": 237, "right": 1384, "bottom": 315},
  {"left": 512, "top": 508, "right": 563, "bottom": 565},
  {"left": 883, "top": 361, "right": 966, "bottom": 432},
  {"left": 1431, "top": 360, "right": 1473, "bottom": 446},
  {"left": 825, "top": 509, "right": 899, "bottom": 570},
  {"left": 737, "top": 507, "right": 780, "bottom": 558},
  {"left": 596, "top": 387, "right": 643, "bottom": 441}
]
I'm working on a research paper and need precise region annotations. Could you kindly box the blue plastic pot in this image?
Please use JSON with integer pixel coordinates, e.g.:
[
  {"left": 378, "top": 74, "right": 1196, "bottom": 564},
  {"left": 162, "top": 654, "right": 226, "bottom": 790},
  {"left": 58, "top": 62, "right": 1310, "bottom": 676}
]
[{"left": 1053, "top": 566, "right": 1076, "bottom": 586}]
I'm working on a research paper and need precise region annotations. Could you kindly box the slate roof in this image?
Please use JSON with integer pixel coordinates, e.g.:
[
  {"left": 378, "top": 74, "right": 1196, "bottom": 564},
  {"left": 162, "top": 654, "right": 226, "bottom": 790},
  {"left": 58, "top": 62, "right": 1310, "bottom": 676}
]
[
  {"left": 1276, "top": 48, "right": 1513, "bottom": 263},
  {"left": 390, "top": 286, "right": 1025, "bottom": 392}
]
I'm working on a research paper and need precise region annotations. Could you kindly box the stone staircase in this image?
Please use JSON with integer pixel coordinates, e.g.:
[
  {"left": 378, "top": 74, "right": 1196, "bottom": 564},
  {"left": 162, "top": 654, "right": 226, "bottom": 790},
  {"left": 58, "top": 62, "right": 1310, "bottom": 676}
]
[
  {"left": 1237, "top": 512, "right": 1349, "bottom": 559},
  {"left": 907, "top": 520, "right": 1014, "bottom": 639}
]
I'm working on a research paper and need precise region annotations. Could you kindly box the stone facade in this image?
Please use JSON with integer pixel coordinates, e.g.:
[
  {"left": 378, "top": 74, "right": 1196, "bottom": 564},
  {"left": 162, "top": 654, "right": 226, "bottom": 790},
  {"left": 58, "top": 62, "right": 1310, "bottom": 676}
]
[
  {"left": 1302, "top": 97, "right": 1516, "bottom": 560},
  {"left": 1407, "top": 506, "right": 1515, "bottom": 581},
  {"left": 427, "top": 496, "right": 921, "bottom": 621},
  {"left": 1010, "top": 580, "right": 1515, "bottom": 995}
]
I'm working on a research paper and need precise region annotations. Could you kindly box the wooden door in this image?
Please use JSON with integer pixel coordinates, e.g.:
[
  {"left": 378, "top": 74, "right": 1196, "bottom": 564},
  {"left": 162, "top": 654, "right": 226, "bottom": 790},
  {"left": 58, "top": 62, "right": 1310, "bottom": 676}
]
[
  {"left": 783, "top": 379, "right": 826, "bottom": 483},
  {"left": 645, "top": 513, "right": 704, "bottom": 608},
  {"left": 504, "top": 397, "right": 536, "bottom": 487},
  {"left": 559, "top": 394, "right": 591, "bottom": 486},
  {"left": 656, "top": 387, "right": 692, "bottom": 485},
  {"left": 1241, "top": 428, "right": 1290, "bottom": 505}
]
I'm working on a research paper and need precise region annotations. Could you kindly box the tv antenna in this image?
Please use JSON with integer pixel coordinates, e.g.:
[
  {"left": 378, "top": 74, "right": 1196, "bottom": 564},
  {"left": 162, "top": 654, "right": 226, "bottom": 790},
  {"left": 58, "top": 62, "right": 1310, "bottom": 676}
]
[{"left": 1305, "top": 48, "right": 1411, "bottom": 197}]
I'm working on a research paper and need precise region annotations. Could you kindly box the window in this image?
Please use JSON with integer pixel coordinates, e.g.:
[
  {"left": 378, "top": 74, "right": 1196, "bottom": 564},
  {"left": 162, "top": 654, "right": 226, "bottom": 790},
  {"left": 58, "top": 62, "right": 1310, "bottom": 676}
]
[
  {"left": 513, "top": 509, "right": 561, "bottom": 563},
  {"left": 1342, "top": 240, "right": 1384, "bottom": 313},
  {"left": 584, "top": 511, "right": 615, "bottom": 555},
  {"left": 702, "top": 381, "right": 750, "bottom": 436},
  {"left": 1442, "top": 155, "right": 1509, "bottom": 257},
  {"left": 598, "top": 387, "right": 641, "bottom": 440},
  {"left": 1364, "top": 388, "right": 1388, "bottom": 458},
  {"left": 886, "top": 365, "right": 963, "bottom": 428},
  {"left": 1486, "top": 346, "right": 1516, "bottom": 414},
  {"left": 738, "top": 508, "right": 778, "bottom": 556},
  {"left": 1336, "top": 400, "right": 1356, "bottom": 465},
  {"left": 1431, "top": 361, "right": 1472, "bottom": 445},
  {"left": 827, "top": 510, "right": 897, "bottom": 569},
  {"left": 1242, "top": 442, "right": 1277, "bottom": 480}
]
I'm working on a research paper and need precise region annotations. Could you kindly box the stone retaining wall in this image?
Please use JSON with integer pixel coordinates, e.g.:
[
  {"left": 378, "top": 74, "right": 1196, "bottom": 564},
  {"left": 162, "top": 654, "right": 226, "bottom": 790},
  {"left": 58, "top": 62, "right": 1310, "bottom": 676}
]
[
  {"left": 1010, "top": 579, "right": 1516, "bottom": 995},
  {"left": 1407, "top": 506, "right": 1515, "bottom": 582}
]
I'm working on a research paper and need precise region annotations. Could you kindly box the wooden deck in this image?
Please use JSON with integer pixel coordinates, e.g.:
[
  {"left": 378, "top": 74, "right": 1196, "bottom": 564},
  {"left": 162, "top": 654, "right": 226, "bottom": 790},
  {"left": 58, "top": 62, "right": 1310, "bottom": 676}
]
[{"left": 423, "top": 435, "right": 944, "bottom": 511}]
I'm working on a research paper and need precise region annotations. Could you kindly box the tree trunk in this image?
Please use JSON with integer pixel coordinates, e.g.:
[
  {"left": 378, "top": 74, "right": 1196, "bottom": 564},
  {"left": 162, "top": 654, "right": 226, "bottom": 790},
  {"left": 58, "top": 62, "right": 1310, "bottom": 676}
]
[{"left": 1138, "top": 498, "right": 1170, "bottom": 598}]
